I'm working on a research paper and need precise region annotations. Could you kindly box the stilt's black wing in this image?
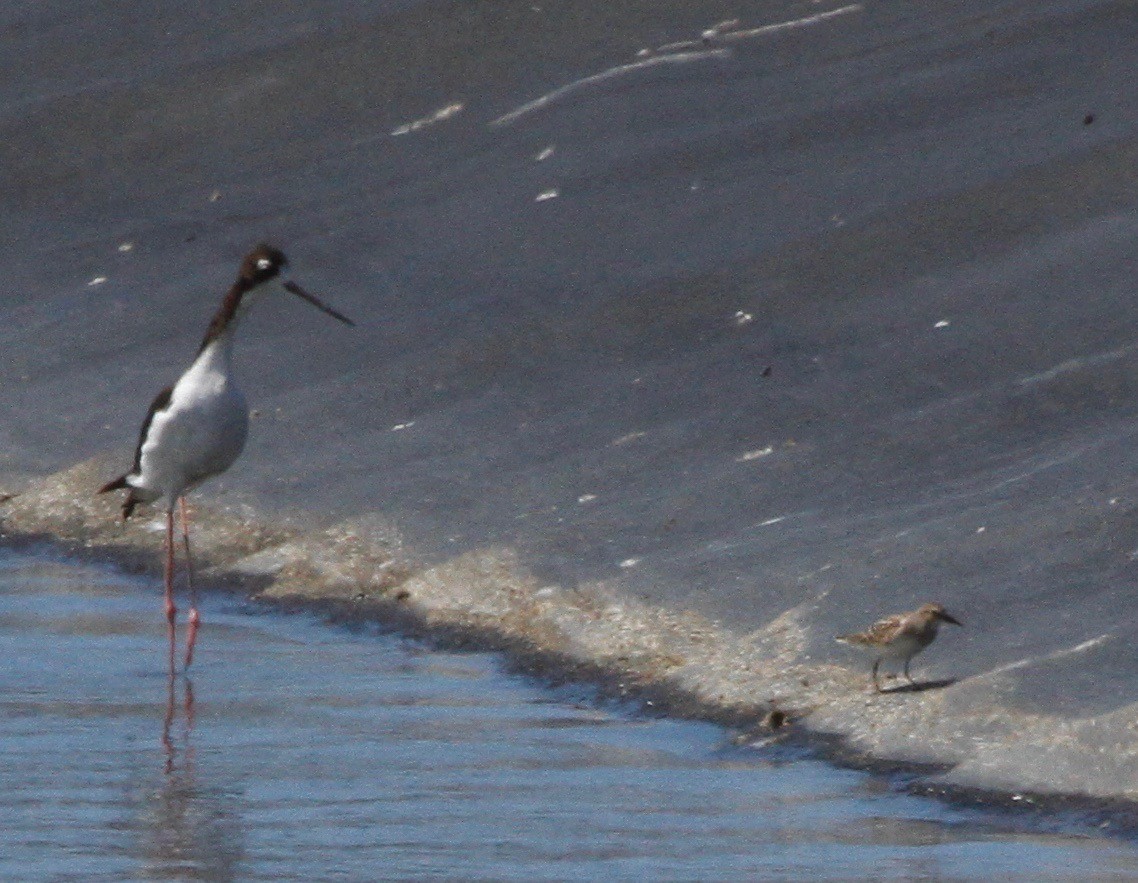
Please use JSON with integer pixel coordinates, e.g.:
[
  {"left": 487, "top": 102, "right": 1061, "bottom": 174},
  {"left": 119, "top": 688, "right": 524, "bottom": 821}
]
[{"left": 98, "top": 384, "right": 175, "bottom": 519}]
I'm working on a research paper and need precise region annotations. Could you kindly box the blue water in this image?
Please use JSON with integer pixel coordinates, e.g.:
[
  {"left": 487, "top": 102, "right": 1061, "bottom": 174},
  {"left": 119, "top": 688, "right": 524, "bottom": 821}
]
[{"left": 1, "top": 549, "right": 1135, "bottom": 881}]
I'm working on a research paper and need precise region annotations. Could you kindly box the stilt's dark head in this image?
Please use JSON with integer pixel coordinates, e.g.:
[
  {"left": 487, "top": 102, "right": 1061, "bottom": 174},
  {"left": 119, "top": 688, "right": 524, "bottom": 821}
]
[
  {"left": 241, "top": 243, "right": 353, "bottom": 326},
  {"left": 200, "top": 244, "right": 353, "bottom": 352},
  {"left": 238, "top": 244, "right": 288, "bottom": 286}
]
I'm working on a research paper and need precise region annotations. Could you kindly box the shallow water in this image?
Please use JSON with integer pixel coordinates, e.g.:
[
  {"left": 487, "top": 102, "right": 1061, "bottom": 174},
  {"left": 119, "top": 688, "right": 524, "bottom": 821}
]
[{"left": 1, "top": 550, "right": 1136, "bottom": 882}]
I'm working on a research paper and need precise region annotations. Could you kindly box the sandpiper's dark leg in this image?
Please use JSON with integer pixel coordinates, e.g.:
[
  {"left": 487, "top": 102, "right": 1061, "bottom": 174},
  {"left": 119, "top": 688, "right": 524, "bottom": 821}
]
[
  {"left": 903, "top": 656, "right": 916, "bottom": 685},
  {"left": 164, "top": 507, "right": 177, "bottom": 675},
  {"left": 872, "top": 658, "right": 882, "bottom": 692},
  {"left": 180, "top": 497, "right": 201, "bottom": 669}
]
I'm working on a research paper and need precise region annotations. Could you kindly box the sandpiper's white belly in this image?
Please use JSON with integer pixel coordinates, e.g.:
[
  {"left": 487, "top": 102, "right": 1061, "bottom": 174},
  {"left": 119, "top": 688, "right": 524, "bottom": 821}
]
[
  {"left": 135, "top": 351, "right": 248, "bottom": 506},
  {"left": 875, "top": 632, "right": 925, "bottom": 661}
]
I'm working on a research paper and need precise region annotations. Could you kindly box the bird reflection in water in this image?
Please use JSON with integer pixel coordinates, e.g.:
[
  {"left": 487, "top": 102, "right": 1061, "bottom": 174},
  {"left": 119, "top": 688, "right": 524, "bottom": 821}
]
[
  {"left": 137, "top": 675, "right": 245, "bottom": 880},
  {"left": 162, "top": 673, "right": 195, "bottom": 775}
]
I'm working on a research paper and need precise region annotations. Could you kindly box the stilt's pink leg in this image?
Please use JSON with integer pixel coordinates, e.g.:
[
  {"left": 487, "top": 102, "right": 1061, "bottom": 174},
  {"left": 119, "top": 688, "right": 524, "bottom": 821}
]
[
  {"left": 180, "top": 497, "right": 201, "bottom": 669},
  {"left": 164, "top": 507, "right": 177, "bottom": 676}
]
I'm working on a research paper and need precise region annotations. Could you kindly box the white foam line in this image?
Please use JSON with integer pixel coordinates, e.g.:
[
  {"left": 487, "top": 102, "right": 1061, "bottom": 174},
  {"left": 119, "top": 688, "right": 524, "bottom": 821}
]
[
  {"left": 845, "top": 425, "right": 1138, "bottom": 538},
  {"left": 720, "top": 4, "right": 863, "bottom": 42},
  {"left": 676, "top": 510, "right": 816, "bottom": 560},
  {"left": 390, "top": 101, "right": 464, "bottom": 136},
  {"left": 490, "top": 49, "right": 731, "bottom": 127},
  {"left": 982, "top": 634, "right": 1112, "bottom": 677},
  {"left": 1018, "top": 341, "right": 1138, "bottom": 386},
  {"left": 656, "top": 39, "right": 702, "bottom": 53}
]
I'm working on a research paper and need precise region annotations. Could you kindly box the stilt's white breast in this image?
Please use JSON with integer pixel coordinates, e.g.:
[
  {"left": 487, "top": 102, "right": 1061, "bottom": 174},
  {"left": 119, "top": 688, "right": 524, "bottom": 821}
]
[{"left": 134, "top": 339, "right": 248, "bottom": 506}]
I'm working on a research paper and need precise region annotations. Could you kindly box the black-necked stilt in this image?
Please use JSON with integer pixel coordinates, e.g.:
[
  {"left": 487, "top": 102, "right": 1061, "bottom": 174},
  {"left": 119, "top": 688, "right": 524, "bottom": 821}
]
[{"left": 99, "top": 244, "right": 354, "bottom": 671}]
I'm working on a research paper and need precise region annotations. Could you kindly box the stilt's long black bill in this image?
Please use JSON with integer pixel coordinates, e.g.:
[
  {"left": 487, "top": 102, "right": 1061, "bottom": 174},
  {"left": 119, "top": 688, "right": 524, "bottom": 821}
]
[{"left": 282, "top": 280, "right": 355, "bottom": 326}]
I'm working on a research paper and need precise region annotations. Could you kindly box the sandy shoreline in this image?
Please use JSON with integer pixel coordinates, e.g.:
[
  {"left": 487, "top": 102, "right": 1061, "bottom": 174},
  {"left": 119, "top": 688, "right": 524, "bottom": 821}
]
[{"left": 7, "top": 455, "right": 1138, "bottom": 816}]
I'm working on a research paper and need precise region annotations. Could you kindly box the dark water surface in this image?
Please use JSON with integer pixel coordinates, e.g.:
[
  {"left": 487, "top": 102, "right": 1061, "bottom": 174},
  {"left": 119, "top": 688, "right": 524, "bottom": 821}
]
[{"left": 2, "top": 549, "right": 1136, "bottom": 882}]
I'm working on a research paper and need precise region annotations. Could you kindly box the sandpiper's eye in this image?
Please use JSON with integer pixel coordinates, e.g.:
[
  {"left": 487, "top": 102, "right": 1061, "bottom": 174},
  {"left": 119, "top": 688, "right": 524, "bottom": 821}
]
[{"left": 256, "top": 258, "right": 272, "bottom": 271}]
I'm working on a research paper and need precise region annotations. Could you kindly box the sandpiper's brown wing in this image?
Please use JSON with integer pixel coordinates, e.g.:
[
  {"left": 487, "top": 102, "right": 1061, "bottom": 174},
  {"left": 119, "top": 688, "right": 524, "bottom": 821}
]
[{"left": 837, "top": 612, "right": 905, "bottom": 646}]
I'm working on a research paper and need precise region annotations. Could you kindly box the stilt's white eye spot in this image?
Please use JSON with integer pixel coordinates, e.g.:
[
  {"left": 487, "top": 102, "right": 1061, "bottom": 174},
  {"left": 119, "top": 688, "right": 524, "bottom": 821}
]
[{"left": 256, "top": 258, "right": 272, "bottom": 270}]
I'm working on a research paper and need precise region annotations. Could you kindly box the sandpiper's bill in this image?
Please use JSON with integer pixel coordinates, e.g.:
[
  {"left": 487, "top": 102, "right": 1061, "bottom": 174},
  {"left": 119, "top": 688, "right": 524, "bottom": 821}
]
[
  {"left": 99, "top": 244, "right": 354, "bottom": 672},
  {"left": 836, "top": 602, "right": 962, "bottom": 692}
]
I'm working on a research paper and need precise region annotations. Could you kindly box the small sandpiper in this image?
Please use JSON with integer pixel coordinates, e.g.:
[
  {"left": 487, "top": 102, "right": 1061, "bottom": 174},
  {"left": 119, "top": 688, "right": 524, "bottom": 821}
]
[
  {"left": 99, "top": 244, "right": 354, "bottom": 672},
  {"left": 836, "top": 602, "right": 962, "bottom": 692}
]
